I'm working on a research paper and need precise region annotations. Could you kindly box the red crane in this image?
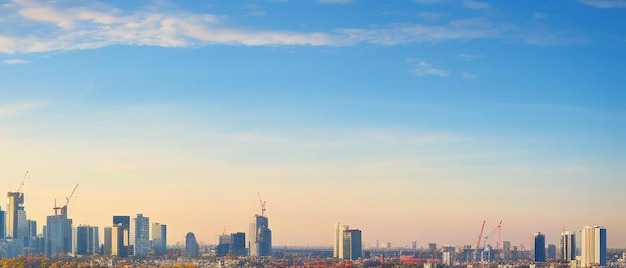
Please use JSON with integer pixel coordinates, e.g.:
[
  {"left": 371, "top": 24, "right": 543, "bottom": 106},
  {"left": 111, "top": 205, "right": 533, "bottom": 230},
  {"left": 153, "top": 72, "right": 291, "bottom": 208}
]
[
  {"left": 484, "top": 220, "right": 503, "bottom": 249},
  {"left": 476, "top": 220, "right": 486, "bottom": 249}
]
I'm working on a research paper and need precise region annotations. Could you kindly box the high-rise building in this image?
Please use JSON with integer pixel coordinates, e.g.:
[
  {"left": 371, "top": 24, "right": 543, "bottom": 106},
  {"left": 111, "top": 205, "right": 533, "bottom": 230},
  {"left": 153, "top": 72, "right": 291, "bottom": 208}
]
[
  {"left": 6, "top": 192, "right": 25, "bottom": 240},
  {"left": 185, "top": 232, "right": 199, "bottom": 258},
  {"left": 217, "top": 234, "right": 231, "bottom": 257},
  {"left": 132, "top": 214, "right": 150, "bottom": 256},
  {"left": 230, "top": 232, "right": 246, "bottom": 256},
  {"left": 502, "top": 241, "right": 511, "bottom": 261},
  {"left": 334, "top": 223, "right": 362, "bottom": 260},
  {"left": 559, "top": 232, "right": 576, "bottom": 261},
  {"left": 72, "top": 225, "right": 99, "bottom": 256},
  {"left": 581, "top": 225, "right": 607, "bottom": 268},
  {"left": 0, "top": 206, "right": 5, "bottom": 239},
  {"left": 45, "top": 206, "right": 72, "bottom": 258},
  {"left": 334, "top": 223, "right": 349, "bottom": 258},
  {"left": 249, "top": 214, "right": 272, "bottom": 257},
  {"left": 533, "top": 232, "right": 546, "bottom": 262},
  {"left": 108, "top": 224, "right": 127, "bottom": 257},
  {"left": 112, "top": 216, "right": 130, "bottom": 257},
  {"left": 342, "top": 229, "right": 362, "bottom": 260},
  {"left": 152, "top": 222, "right": 167, "bottom": 256},
  {"left": 547, "top": 244, "right": 556, "bottom": 259},
  {"left": 103, "top": 227, "right": 112, "bottom": 256}
]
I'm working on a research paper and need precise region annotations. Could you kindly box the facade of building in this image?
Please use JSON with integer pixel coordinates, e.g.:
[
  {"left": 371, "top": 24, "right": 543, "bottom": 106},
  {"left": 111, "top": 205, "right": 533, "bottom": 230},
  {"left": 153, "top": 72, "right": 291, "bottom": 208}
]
[
  {"left": 559, "top": 231, "right": 576, "bottom": 261},
  {"left": 581, "top": 225, "right": 607, "bottom": 268},
  {"left": 132, "top": 214, "right": 150, "bottom": 256},
  {"left": 72, "top": 225, "right": 99, "bottom": 256},
  {"left": 230, "top": 232, "right": 246, "bottom": 256},
  {"left": 185, "top": 232, "right": 199, "bottom": 258},
  {"left": 547, "top": 244, "right": 556, "bottom": 259},
  {"left": 533, "top": 232, "right": 546, "bottom": 262},
  {"left": 151, "top": 222, "right": 167, "bottom": 256},
  {"left": 249, "top": 214, "right": 272, "bottom": 257},
  {"left": 109, "top": 224, "right": 128, "bottom": 257},
  {"left": 103, "top": 227, "right": 112, "bottom": 256}
]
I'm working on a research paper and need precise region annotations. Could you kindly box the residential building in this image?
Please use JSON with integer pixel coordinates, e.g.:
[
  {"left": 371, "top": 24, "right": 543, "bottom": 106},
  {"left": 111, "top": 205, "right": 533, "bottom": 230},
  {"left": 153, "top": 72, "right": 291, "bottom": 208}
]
[{"left": 560, "top": 232, "right": 576, "bottom": 261}]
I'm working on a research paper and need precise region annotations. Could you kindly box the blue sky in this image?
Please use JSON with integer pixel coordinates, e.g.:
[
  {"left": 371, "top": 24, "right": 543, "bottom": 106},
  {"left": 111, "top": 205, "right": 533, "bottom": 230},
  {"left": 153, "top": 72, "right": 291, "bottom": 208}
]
[{"left": 1, "top": 0, "right": 625, "bottom": 247}]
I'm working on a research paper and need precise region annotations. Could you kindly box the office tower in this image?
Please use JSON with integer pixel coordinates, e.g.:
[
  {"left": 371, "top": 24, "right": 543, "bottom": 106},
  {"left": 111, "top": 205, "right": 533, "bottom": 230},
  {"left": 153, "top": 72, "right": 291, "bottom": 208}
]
[
  {"left": 113, "top": 216, "right": 130, "bottom": 244},
  {"left": 72, "top": 225, "right": 99, "bottom": 256},
  {"left": 502, "top": 241, "right": 511, "bottom": 261},
  {"left": 45, "top": 207, "right": 72, "bottom": 258},
  {"left": 109, "top": 224, "right": 127, "bottom": 257},
  {"left": 152, "top": 222, "right": 167, "bottom": 256},
  {"left": 185, "top": 232, "right": 199, "bottom": 258},
  {"left": 0, "top": 206, "right": 5, "bottom": 239},
  {"left": 581, "top": 226, "right": 607, "bottom": 267},
  {"left": 132, "top": 214, "right": 150, "bottom": 256},
  {"left": 429, "top": 243, "right": 437, "bottom": 252},
  {"left": 559, "top": 232, "right": 576, "bottom": 261},
  {"left": 230, "top": 232, "right": 246, "bottom": 256},
  {"left": 217, "top": 234, "right": 231, "bottom": 257},
  {"left": 249, "top": 214, "right": 272, "bottom": 257},
  {"left": 334, "top": 223, "right": 349, "bottom": 258},
  {"left": 412, "top": 241, "right": 417, "bottom": 251},
  {"left": 6, "top": 192, "right": 25, "bottom": 239},
  {"left": 533, "top": 232, "right": 546, "bottom": 262},
  {"left": 342, "top": 229, "right": 362, "bottom": 260},
  {"left": 113, "top": 216, "right": 130, "bottom": 257},
  {"left": 443, "top": 251, "right": 452, "bottom": 266},
  {"left": 103, "top": 227, "right": 112, "bottom": 256},
  {"left": 547, "top": 244, "right": 556, "bottom": 259}
]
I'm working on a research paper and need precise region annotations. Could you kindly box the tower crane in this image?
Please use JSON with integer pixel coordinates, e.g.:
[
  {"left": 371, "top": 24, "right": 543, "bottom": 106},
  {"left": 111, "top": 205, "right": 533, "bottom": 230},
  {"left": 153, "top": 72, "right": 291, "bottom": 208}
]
[
  {"left": 53, "top": 183, "right": 79, "bottom": 215},
  {"left": 483, "top": 220, "right": 503, "bottom": 249},
  {"left": 257, "top": 192, "right": 266, "bottom": 217},
  {"left": 65, "top": 183, "right": 79, "bottom": 207},
  {"left": 16, "top": 170, "right": 29, "bottom": 192},
  {"left": 476, "top": 220, "right": 486, "bottom": 249}
]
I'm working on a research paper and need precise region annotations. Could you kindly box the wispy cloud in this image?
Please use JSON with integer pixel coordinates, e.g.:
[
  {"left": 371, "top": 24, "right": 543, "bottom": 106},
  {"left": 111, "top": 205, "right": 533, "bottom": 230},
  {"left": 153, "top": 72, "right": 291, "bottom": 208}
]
[
  {"left": 3, "top": 58, "right": 29, "bottom": 64},
  {"left": 462, "top": 0, "right": 491, "bottom": 9},
  {"left": 580, "top": 0, "right": 626, "bottom": 8},
  {"left": 458, "top": 53, "right": 483, "bottom": 61},
  {"left": 408, "top": 59, "right": 450, "bottom": 77},
  {"left": 318, "top": 0, "right": 354, "bottom": 4},
  {"left": 0, "top": 101, "right": 48, "bottom": 118},
  {"left": 462, "top": 71, "right": 480, "bottom": 79}
]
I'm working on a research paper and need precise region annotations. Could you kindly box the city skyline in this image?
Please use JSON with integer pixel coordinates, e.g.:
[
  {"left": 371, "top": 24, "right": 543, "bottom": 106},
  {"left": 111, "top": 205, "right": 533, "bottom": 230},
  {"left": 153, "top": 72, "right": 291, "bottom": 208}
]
[{"left": 1, "top": 0, "right": 625, "bottom": 248}]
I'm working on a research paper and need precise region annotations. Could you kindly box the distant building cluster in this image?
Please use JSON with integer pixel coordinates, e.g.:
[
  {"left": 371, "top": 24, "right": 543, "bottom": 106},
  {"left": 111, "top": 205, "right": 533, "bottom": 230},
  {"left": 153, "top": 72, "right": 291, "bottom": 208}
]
[{"left": 1, "top": 186, "right": 274, "bottom": 261}]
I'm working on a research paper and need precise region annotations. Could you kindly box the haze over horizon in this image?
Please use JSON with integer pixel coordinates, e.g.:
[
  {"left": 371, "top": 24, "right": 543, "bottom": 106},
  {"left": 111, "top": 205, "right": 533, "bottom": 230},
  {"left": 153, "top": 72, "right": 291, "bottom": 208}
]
[{"left": 1, "top": 0, "right": 624, "bottom": 248}]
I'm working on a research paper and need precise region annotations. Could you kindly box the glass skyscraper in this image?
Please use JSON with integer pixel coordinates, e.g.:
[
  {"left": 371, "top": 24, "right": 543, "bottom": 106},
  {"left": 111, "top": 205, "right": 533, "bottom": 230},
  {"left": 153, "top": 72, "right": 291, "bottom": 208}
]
[
  {"left": 249, "top": 214, "right": 272, "bottom": 257},
  {"left": 533, "top": 232, "right": 546, "bottom": 262}
]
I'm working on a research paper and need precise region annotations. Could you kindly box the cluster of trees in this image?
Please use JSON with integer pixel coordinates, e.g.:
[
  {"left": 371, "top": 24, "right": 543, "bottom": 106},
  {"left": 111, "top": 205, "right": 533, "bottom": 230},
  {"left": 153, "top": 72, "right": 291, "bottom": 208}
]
[{"left": 0, "top": 256, "right": 200, "bottom": 268}]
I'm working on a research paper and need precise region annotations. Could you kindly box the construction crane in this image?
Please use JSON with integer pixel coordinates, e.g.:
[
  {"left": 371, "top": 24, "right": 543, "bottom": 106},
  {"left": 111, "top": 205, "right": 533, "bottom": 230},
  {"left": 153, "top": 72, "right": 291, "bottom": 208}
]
[
  {"left": 483, "top": 220, "right": 503, "bottom": 249},
  {"left": 476, "top": 220, "right": 486, "bottom": 249},
  {"left": 257, "top": 192, "right": 266, "bottom": 216},
  {"left": 16, "top": 170, "right": 29, "bottom": 192},
  {"left": 65, "top": 183, "right": 79, "bottom": 207}
]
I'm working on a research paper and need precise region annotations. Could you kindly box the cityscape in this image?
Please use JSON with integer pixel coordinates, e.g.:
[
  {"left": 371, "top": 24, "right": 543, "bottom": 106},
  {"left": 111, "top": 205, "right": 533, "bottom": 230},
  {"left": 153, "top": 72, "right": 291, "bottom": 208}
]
[
  {"left": 0, "top": 179, "right": 623, "bottom": 267},
  {"left": 1, "top": 0, "right": 625, "bottom": 267}
]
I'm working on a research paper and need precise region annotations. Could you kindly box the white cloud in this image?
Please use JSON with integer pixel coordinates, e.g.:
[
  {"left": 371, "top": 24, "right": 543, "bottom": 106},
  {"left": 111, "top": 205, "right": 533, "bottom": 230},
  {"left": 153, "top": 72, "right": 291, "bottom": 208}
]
[
  {"left": 318, "top": 0, "right": 353, "bottom": 4},
  {"left": 463, "top": 0, "right": 491, "bottom": 9},
  {"left": 580, "top": 0, "right": 626, "bottom": 8},
  {"left": 3, "top": 58, "right": 29, "bottom": 64},
  {"left": 408, "top": 59, "right": 450, "bottom": 77},
  {"left": 458, "top": 53, "right": 483, "bottom": 61},
  {"left": 462, "top": 72, "right": 480, "bottom": 79}
]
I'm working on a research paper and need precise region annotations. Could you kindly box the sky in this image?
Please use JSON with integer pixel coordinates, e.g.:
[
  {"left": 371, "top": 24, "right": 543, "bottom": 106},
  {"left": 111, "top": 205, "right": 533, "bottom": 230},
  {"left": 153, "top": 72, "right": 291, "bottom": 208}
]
[{"left": 0, "top": 0, "right": 625, "bottom": 248}]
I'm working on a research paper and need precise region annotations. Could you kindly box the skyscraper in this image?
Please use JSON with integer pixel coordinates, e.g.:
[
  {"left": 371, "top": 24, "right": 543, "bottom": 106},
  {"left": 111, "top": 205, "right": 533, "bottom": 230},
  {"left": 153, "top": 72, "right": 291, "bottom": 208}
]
[
  {"left": 185, "top": 232, "right": 199, "bottom": 258},
  {"left": 334, "top": 223, "right": 349, "bottom": 258},
  {"left": 103, "top": 227, "right": 112, "bottom": 256},
  {"left": 152, "top": 222, "right": 167, "bottom": 256},
  {"left": 72, "top": 225, "right": 99, "bottom": 256},
  {"left": 45, "top": 206, "right": 72, "bottom": 258},
  {"left": 6, "top": 192, "right": 25, "bottom": 239},
  {"left": 112, "top": 216, "right": 130, "bottom": 257},
  {"left": 230, "top": 232, "right": 246, "bottom": 256},
  {"left": 132, "top": 214, "right": 150, "bottom": 256},
  {"left": 0, "top": 206, "right": 5, "bottom": 239},
  {"left": 533, "top": 232, "right": 546, "bottom": 262},
  {"left": 249, "top": 214, "right": 272, "bottom": 257},
  {"left": 334, "top": 223, "right": 362, "bottom": 260},
  {"left": 547, "top": 244, "right": 556, "bottom": 259},
  {"left": 581, "top": 225, "right": 607, "bottom": 268},
  {"left": 108, "top": 224, "right": 127, "bottom": 257},
  {"left": 559, "top": 231, "right": 576, "bottom": 261}
]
